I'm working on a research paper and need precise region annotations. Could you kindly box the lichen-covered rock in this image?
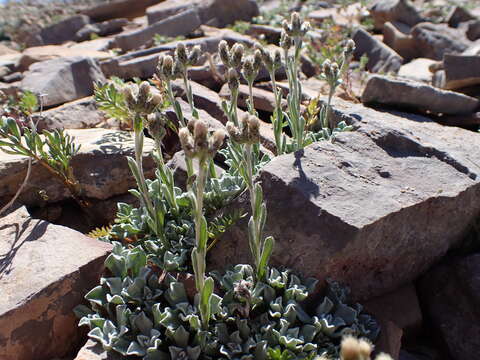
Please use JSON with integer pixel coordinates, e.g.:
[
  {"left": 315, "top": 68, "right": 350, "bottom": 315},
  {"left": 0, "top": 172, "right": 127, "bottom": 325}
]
[{"left": 0, "top": 207, "right": 112, "bottom": 360}]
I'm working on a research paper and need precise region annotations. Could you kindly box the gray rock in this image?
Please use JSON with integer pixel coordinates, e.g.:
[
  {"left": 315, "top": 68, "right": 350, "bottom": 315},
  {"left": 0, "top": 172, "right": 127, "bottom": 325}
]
[
  {"left": 219, "top": 83, "right": 287, "bottom": 114},
  {"left": 398, "top": 58, "right": 436, "bottom": 83},
  {"left": 446, "top": 6, "right": 477, "bottom": 28},
  {"left": 362, "top": 74, "right": 479, "bottom": 115},
  {"left": 209, "top": 98, "right": 480, "bottom": 301},
  {"left": 370, "top": 0, "right": 423, "bottom": 30},
  {"left": 0, "top": 207, "right": 111, "bottom": 360},
  {"left": 39, "top": 15, "right": 91, "bottom": 46},
  {"left": 436, "top": 112, "right": 480, "bottom": 127},
  {"left": 196, "top": 0, "right": 260, "bottom": 28},
  {"left": 411, "top": 22, "right": 470, "bottom": 60},
  {"left": 21, "top": 56, "right": 105, "bottom": 108},
  {"left": 0, "top": 129, "right": 155, "bottom": 207},
  {"left": 418, "top": 254, "right": 480, "bottom": 360},
  {"left": 442, "top": 54, "right": 480, "bottom": 90},
  {"left": 115, "top": 8, "right": 201, "bottom": 52},
  {"left": 31, "top": 97, "right": 105, "bottom": 131},
  {"left": 353, "top": 28, "right": 403, "bottom": 73}
]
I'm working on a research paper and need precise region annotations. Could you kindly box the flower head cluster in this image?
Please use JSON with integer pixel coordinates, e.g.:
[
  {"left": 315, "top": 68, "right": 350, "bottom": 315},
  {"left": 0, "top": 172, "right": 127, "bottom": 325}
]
[
  {"left": 179, "top": 119, "right": 225, "bottom": 160},
  {"left": 157, "top": 43, "right": 201, "bottom": 81},
  {"left": 241, "top": 49, "right": 263, "bottom": 84},
  {"left": 218, "top": 40, "right": 245, "bottom": 70},
  {"left": 146, "top": 112, "right": 168, "bottom": 143},
  {"left": 122, "top": 81, "right": 162, "bottom": 115},
  {"left": 226, "top": 113, "right": 260, "bottom": 145},
  {"left": 255, "top": 44, "right": 282, "bottom": 74},
  {"left": 340, "top": 336, "right": 373, "bottom": 360},
  {"left": 282, "top": 12, "right": 310, "bottom": 39}
]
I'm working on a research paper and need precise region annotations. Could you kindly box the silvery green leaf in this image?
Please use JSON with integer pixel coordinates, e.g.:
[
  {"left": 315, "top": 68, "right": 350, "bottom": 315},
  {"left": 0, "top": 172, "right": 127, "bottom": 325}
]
[
  {"left": 133, "top": 311, "right": 153, "bottom": 336},
  {"left": 166, "top": 281, "right": 188, "bottom": 306},
  {"left": 316, "top": 297, "right": 334, "bottom": 316},
  {"left": 102, "top": 277, "right": 123, "bottom": 295},
  {"left": 126, "top": 341, "right": 147, "bottom": 356},
  {"left": 104, "top": 253, "right": 127, "bottom": 278},
  {"left": 173, "top": 326, "right": 190, "bottom": 348},
  {"left": 334, "top": 304, "right": 357, "bottom": 325},
  {"left": 73, "top": 304, "right": 93, "bottom": 319},
  {"left": 106, "top": 294, "right": 125, "bottom": 305},
  {"left": 85, "top": 286, "right": 107, "bottom": 307}
]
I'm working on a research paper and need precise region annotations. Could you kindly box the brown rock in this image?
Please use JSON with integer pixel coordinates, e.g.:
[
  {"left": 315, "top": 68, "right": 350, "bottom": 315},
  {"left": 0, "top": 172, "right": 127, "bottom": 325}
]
[
  {"left": 418, "top": 254, "right": 480, "bottom": 360},
  {"left": 382, "top": 21, "right": 419, "bottom": 61},
  {"left": 210, "top": 98, "right": 480, "bottom": 301},
  {"left": 146, "top": 0, "right": 192, "bottom": 25},
  {"left": 374, "top": 321, "right": 403, "bottom": 359},
  {"left": 370, "top": 0, "right": 423, "bottom": 30},
  {"left": 21, "top": 56, "right": 106, "bottom": 108},
  {"left": 442, "top": 54, "right": 480, "bottom": 90},
  {"left": 31, "top": 97, "right": 105, "bottom": 132},
  {"left": 75, "top": 339, "right": 120, "bottom": 360},
  {"left": 362, "top": 74, "right": 479, "bottom": 115},
  {"left": 0, "top": 207, "right": 112, "bottom": 360},
  {"left": 0, "top": 129, "right": 155, "bottom": 207},
  {"left": 38, "top": 15, "right": 91, "bottom": 46},
  {"left": 446, "top": 6, "right": 477, "bottom": 28},
  {"left": 398, "top": 58, "right": 436, "bottom": 83},
  {"left": 82, "top": 0, "right": 162, "bottom": 22}
]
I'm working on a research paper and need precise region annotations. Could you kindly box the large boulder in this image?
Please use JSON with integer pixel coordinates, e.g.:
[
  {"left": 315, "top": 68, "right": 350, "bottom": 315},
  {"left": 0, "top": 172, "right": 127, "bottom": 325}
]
[
  {"left": 209, "top": 98, "right": 480, "bottom": 301},
  {"left": 0, "top": 129, "right": 155, "bottom": 208},
  {"left": 369, "top": 0, "right": 423, "bottom": 30},
  {"left": 114, "top": 8, "right": 201, "bottom": 52},
  {"left": 418, "top": 253, "right": 480, "bottom": 360},
  {"left": 352, "top": 28, "right": 403, "bottom": 73},
  {"left": 361, "top": 74, "right": 479, "bottom": 115},
  {"left": 0, "top": 207, "right": 111, "bottom": 360},
  {"left": 21, "top": 56, "right": 105, "bottom": 108}
]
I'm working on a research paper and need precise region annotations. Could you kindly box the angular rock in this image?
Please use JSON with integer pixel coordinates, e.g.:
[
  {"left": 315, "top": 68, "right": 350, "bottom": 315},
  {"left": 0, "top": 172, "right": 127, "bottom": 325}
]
[
  {"left": 442, "top": 54, "right": 480, "bottom": 90},
  {"left": 364, "top": 284, "right": 422, "bottom": 335},
  {"left": 31, "top": 97, "right": 105, "bottom": 131},
  {"left": 352, "top": 28, "right": 403, "bottom": 73},
  {"left": 411, "top": 22, "right": 470, "bottom": 60},
  {"left": 362, "top": 74, "right": 479, "bottom": 115},
  {"left": 398, "top": 58, "right": 436, "bottom": 83},
  {"left": 446, "top": 6, "right": 477, "bottom": 28},
  {"left": 435, "top": 112, "right": 480, "bottom": 127},
  {"left": 370, "top": 0, "right": 423, "bottom": 30},
  {"left": 210, "top": 98, "right": 480, "bottom": 301},
  {"left": 39, "top": 15, "right": 91, "bottom": 46},
  {"left": 18, "top": 45, "right": 112, "bottom": 72},
  {"left": 466, "top": 20, "right": 480, "bottom": 41},
  {"left": 115, "top": 8, "right": 201, "bottom": 52},
  {"left": 0, "top": 129, "right": 155, "bottom": 208},
  {"left": 382, "top": 21, "right": 419, "bottom": 61},
  {"left": 0, "top": 207, "right": 111, "bottom": 360},
  {"left": 418, "top": 254, "right": 480, "bottom": 360},
  {"left": 21, "top": 56, "right": 105, "bottom": 108},
  {"left": 373, "top": 321, "right": 403, "bottom": 360},
  {"left": 69, "top": 38, "right": 115, "bottom": 52},
  {"left": 82, "top": 0, "right": 162, "bottom": 22}
]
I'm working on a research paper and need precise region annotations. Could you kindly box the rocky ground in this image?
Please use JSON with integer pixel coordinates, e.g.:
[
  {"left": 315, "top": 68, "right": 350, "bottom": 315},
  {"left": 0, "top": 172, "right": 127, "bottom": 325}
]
[{"left": 1, "top": 0, "right": 480, "bottom": 359}]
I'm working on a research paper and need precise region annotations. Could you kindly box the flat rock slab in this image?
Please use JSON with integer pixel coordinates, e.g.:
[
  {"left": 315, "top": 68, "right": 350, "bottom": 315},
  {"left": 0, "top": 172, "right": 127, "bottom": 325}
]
[
  {"left": 210, "top": 99, "right": 480, "bottom": 301},
  {"left": 0, "top": 128, "right": 155, "bottom": 207},
  {"left": 0, "top": 207, "right": 112, "bottom": 360},
  {"left": 75, "top": 339, "right": 121, "bottom": 360},
  {"left": 362, "top": 74, "right": 479, "bottom": 115}
]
